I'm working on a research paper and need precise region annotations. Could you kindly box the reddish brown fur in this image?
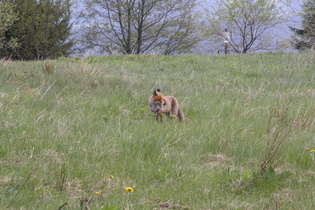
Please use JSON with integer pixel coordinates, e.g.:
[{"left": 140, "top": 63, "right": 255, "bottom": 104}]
[
  {"left": 149, "top": 89, "right": 185, "bottom": 121},
  {"left": 152, "top": 89, "right": 165, "bottom": 104}
]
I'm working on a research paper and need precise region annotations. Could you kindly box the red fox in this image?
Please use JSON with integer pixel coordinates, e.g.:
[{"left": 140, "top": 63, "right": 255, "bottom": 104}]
[
  {"left": 152, "top": 88, "right": 165, "bottom": 105},
  {"left": 149, "top": 89, "right": 185, "bottom": 121}
]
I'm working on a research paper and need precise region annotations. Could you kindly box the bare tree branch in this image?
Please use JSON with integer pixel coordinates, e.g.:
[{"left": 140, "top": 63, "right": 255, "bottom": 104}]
[
  {"left": 204, "top": 0, "right": 286, "bottom": 53},
  {"left": 79, "top": 0, "right": 200, "bottom": 55}
]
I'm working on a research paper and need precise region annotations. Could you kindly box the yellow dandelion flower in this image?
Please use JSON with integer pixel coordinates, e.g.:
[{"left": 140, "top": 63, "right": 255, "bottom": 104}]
[
  {"left": 125, "top": 187, "right": 134, "bottom": 192},
  {"left": 310, "top": 150, "right": 315, "bottom": 153},
  {"left": 109, "top": 175, "right": 114, "bottom": 179},
  {"left": 95, "top": 191, "right": 101, "bottom": 195},
  {"left": 171, "top": 115, "right": 177, "bottom": 118},
  {"left": 305, "top": 148, "right": 310, "bottom": 151}
]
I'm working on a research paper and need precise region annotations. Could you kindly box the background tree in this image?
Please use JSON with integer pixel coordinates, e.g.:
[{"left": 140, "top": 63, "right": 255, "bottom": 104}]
[
  {"left": 79, "top": 0, "right": 200, "bottom": 55},
  {"left": 290, "top": 0, "right": 315, "bottom": 51},
  {"left": 0, "top": 0, "right": 19, "bottom": 57},
  {"left": 204, "top": 0, "right": 286, "bottom": 53},
  {"left": 0, "top": 0, "right": 73, "bottom": 60}
]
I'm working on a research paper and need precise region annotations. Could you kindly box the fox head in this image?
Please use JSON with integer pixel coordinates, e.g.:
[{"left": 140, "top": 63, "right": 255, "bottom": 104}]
[
  {"left": 151, "top": 89, "right": 166, "bottom": 113},
  {"left": 152, "top": 89, "right": 164, "bottom": 103}
]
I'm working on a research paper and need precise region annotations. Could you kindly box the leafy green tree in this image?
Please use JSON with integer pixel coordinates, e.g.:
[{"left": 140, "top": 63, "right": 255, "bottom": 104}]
[
  {"left": 79, "top": 0, "right": 200, "bottom": 55},
  {"left": 290, "top": 0, "right": 315, "bottom": 51},
  {"left": 204, "top": 0, "right": 286, "bottom": 53},
  {"left": 1, "top": 0, "right": 73, "bottom": 60},
  {"left": 0, "top": 0, "right": 19, "bottom": 56}
]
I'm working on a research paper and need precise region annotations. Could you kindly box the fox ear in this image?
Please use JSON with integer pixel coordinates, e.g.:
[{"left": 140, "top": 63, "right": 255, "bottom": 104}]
[
  {"left": 157, "top": 89, "right": 161, "bottom": 92},
  {"left": 153, "top": 90, "right": 157, "bottom": 96}
]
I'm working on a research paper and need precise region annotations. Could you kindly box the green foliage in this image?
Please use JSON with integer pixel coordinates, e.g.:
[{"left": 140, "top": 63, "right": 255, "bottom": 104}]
[
  {"left": 290, "top": 0, "right": 315, "bottom": 51},
  {"left": 253, "top": 167, "right": 292, "bottom": 191},
  {"left": 262, "top": 167, "right": 292, "bottom": 183},
  {"left": 1, "top": 53, "right": 315, "bottom": 209},
  {"left": 0, "top": 0, "right": 19, "bottom": 52},
  {"left": 101, "top": 206, "right": 120, "bottom": 210},
  {"left": 232, "top": 166, "right": 292, "bottom": 193},
  {"left": 0, "top": 0, "right": 73, "bottom": 60},
  {"left": 5, "top": 185, "right": 19, "bottom": 196}
]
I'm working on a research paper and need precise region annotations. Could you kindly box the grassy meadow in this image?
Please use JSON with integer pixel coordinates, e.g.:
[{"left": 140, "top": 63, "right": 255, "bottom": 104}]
[{"left": 1, "top": 52, "right": 315, "bottom": 209}]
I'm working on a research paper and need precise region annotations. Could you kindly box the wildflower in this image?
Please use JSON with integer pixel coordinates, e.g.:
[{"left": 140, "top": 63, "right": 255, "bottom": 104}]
[
  {"left": 95, "top": 191, "right": 101, "bottom": 195},
  {"left": 125, "top": 187, "right": 134, "bottom": 192},
  {"left": 109, "top": 175, "right": 114, "bottom": 179},
  {"left": 310, "top": 150, "right": 315, "bottom": 153},
  {"left": 305, "top": 148, "right": 310, "bottom": 151},
  {"left": 171, "top": 115, "right": 177, "bottom": 118}
]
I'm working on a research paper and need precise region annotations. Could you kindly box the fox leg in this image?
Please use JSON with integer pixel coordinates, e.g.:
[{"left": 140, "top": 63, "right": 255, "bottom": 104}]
[
  {"left": 156, "top": 113, "right": 163, "bottom": 122},
  {"left": 166, "top": 112, "right": 172, "bottom": 119}
]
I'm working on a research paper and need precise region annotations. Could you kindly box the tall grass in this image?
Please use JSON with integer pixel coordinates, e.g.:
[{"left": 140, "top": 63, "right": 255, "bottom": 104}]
[{"left": 1, "top": 52, "right": 315, "bottom": 209}]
